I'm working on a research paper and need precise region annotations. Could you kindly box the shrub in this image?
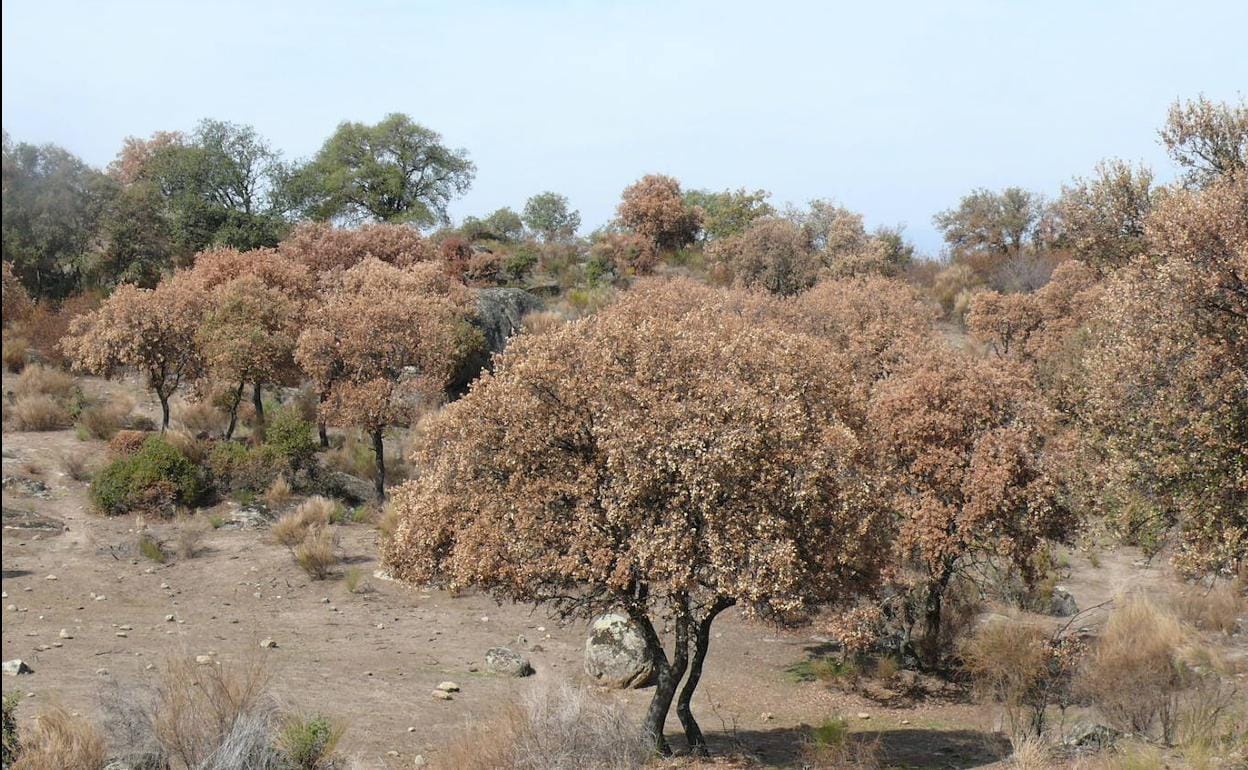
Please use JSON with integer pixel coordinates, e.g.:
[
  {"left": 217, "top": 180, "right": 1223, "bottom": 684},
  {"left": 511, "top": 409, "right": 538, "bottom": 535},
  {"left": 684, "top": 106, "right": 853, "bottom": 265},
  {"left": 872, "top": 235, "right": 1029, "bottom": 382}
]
[
  {"left": 176, "top": 519, "right": 210, "bottom": 559},
  {"left": 344, "top": 567, "right": 367, "bottom": 594},
  {"left": 138, "top": 533, "right": 167, "bottom": 563},
  {"left": 293, "top": 527, "right": 339, "bottom": 580},
  {"left": 437, "top": 682, "right": 651, "bottom": 770},
  {"left": 271, "top": 497, "right": 338, "bottom": 547},
  {"left": 800, "top": 716, "right": 880, "bottom": 770},
  {"left": 12, "top": 363, "right": 76, "bottom": 402},
  {"left": 59, "top": 451, "right": 92, "bottom": 482},
  {"left": 9, "top": 395, "right": 71, "bottom": 431},
  {"left": 1079, "top": 596, "right": 1193, "bottom": 743},
  {"left": 2, "top": 334, "right": 29, "bottom": 373},
  {"left": 2, "top": 694, "right": 18, "bottom": 767},
  {"left": 76, "top": 403, "right": 126, "bottom": 440},
  {"left": 207, "top": 441, "right": 283, "bottom": 496},
  {"left": 275, "top": 714, "right": 343, "bottom": 770},
  {"left": 174, "top": 399, "right": 228, "bottom": 436},
  {"left": 263, "top": 408, "right": 318, "bottom": 473},
  {"left": 9, "top": 705, "right": 107, "bottom": 770},
  {"left": 149, "top": 656, "right": 276, "bottom": 769},
  {"left": 108, "top": 429, "right": 150, "bottom": 456},
  {"left": 92, "top": 436, "right": 208, "bottom": 516},
  {"left": 164, "top": 429, "right": 211, "bottom": 465},
  {"left": 262, "top": 476, "right": 292, "bottom": 510}
]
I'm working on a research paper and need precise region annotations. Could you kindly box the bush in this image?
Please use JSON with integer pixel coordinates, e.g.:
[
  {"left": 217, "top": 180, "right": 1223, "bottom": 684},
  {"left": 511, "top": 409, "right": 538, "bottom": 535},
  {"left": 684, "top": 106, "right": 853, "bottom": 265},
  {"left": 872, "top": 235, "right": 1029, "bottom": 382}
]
[
  {"left": 207, "top": 441, "right": 284, "bottom": 496},
  {"left": 271, "top": 497, "right": 339, "bottom": 547},
  {"left": 92, "top": 436, "right": 208, "bottom": 516},
  {"left": 2, "top": 694, "right": 18, "bottom": 767},
  {"left": 2, "top": 334, "right": 29, "bottom": 373},
  {"left": 108, "top": 429, "right": 150, "bottom": 456},
  {"left": 262, "top": 476, "right": 292, "bottom": 510},
  {"left": 11, "top": 363, "right": 76, "bottom": 402},
  {"left": 1173, "top": 581, "right": 1246, "bottom": 636},
  {"left": 293, "top": 527, "right": 339, "bottom": 580},
  {"left": 76, "top": 401, "right": 128, "bottom": 440},
  {"left": 9, "top": 705, "right": 107, "bottom": 770},
  {"left": 437, "top": 682, "right": 651, "bottom": 770},
  {"left": 275, "top": 714, "right": 343, "bottom": 770},
  {"left": 138, "top": 533, "right": 167, "bottom": 563},
  {"left": 176, "top": 519, "right": 210, "bottom": 559},
  {"left": 174, "top": 399, "right": 229, "bottom": 436},
  {"left": 801, "top": 716, "right": 880, "bottom": 770},
  {"left": 9, "top": 395, "right": 71, "bottom": 431},
  {"left": 263, "top": 408, "right": 318, "bottom": 473}
]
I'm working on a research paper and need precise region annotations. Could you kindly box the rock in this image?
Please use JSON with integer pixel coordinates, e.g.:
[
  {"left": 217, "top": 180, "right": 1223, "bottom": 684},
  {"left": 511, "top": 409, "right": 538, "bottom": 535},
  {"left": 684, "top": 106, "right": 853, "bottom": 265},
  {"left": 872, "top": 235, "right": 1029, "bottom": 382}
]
[
  {"left": 584, "top": 613, "right": 655, "bottom": 689},
  {"left": 412, "top": 755, "right": 427, "bottom": 768},
  {"left": 2, "top": 476, "right": 51, "bottom": 498},
  {"left": 856, "top": 712, "right": 871, "bottom": 720},
  {"left": 195, "top": 655, "right": 213, "bottom": 665},
  {"left": 432, "top": 689, "right": 453, "bottom": 700},
  {"left": 436, "top": 681, "right": 459, "bottom": 692},
  {"left": 760, "top": 712, "right": 774, "bottom": 721},
  {"left": 1065, "top": 722, "right": 1121, "bottom": 750},
  {"left": 59, "top": 629, "right": 72, "bottom": 639},
  {"left": 1050, "top": 586, "right": 1079, "bottom": 617},
  {"left": 104, "top": 752, "right": 165, "bottom": 770},
  {"left": 449, "top": 288, "right": 544, "bottom": 395},
  {"left": 164, "top": 614, "right": 175, "bottom": 622},
  {"left": 485, "top": 647, "right": 534, "bottom": 677},
  {"left": 259, "top": 638, "right": 278, "bottom": 649},
  {"left": 3, "top": 659, "right": 34, "bottom": 675},
  {"left": 372, "top": 569, "right": 396, "bottom": 582},
  {"left": 45, "top": 574, "right": 57, "bottom": 580},
  {"left": 322, "top": 471, "right": 375, "bottom": 505}
]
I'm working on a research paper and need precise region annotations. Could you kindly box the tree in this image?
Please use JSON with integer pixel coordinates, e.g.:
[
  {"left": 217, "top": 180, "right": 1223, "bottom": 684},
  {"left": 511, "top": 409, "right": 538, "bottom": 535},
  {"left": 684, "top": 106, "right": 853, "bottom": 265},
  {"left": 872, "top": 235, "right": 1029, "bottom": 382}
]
[
  {"left": 617, "top": 174, "right": 702, "bottom": 255},
  {"left": 1158, "top": 95, "right": 1247, "bottom": 188},
  {"left": 295, "top": 114, "right": 475, "bottom": 226},
  {"left": 868, "top": 348, "right": 1071, "bottom": 668},
  {"left": 276, "top": 221, "right": 434, "bottom": 278},
  {"left": 1, "top": 261, "right": 32, "bottom": 327},
  {"left": 295, "top": 259, "right": 475, "bottom": 499},
  {"left": 1079, "top": 171, "right": 1247, "bottom": 573},
  {"left": 90, "top": 180, "right": 175, "bottom": 288},
  {"left": 521, "top": 192, "right": 580, "bottom": 242},
  {"left": 2, "top": 134, "right": 114, "bottom": 299},
  {"left": 381, "top": 279, "right": 890, "bottom": 755},
  {"left": 708, "top": 216, "right": 819, "bottom": 296},
  {"left": 462, "top": 207, "right": 525, "bottom": 242},
  {"left": 934, "top": 188, "right": 1050, "bottom": 289},
  {"left": 683, "top": 187, "right": 773, "bottom": 242},
  {"left": 62, "top": 276, "right": 205, "bottom": 430},
  {"left": 1053, "top": 160, "right": 1156, "bottom": 272}
]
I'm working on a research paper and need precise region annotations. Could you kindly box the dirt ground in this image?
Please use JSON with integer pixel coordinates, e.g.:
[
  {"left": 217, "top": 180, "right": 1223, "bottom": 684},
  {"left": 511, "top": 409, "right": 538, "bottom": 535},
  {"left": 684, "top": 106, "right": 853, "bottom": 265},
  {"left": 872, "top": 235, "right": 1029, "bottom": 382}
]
[{"left": 0, "top": 379, "right": 1230, "bottom": 769}]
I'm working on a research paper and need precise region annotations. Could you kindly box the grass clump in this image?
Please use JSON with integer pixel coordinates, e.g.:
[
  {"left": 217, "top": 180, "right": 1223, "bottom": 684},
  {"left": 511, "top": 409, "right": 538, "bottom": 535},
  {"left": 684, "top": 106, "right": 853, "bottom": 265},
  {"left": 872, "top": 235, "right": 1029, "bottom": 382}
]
[
  {"left": 138, "top": 533, "right": 167, "bottom": 563},
  {"left": 262, "top": 476, "right": 292, "bottom": 510},
  {"left": 275, "top": 714, "right": 343, "bottom": 769},
  {"left": 8, "top": 704, "right": 108, "bottom": 770},
  {"left": 9, "top": 394, "right": 71, "bottom": 431},
  {"left": 91, "top": 436, "right": 208, "bottom": 516},
  {"left": 271, "top": 497, "right": 339, "bottom": 547},
  {"left": 293, "top": 528, "right": 339, "bottom": 580},
  {"left": 59, "top": 451, "right": 92, "bottom": 482},
  {"left": 2, "top": 335, "right": 29, "bottom": 373},
  {"left": 175, "top": 519, "right": 210, "bottom": 559}
]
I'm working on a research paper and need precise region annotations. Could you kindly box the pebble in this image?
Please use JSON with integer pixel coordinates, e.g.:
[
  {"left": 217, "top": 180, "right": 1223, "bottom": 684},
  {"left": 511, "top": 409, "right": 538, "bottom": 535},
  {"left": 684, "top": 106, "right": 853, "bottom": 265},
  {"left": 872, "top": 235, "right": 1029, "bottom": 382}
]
[
  {"left": 165, "top": 614, "right": 175, "bottom": 622},
  {"left": 761, "top": 712, "right": 774, "bottom": 721},
  {"left": 115, "top": 631, "right": 128, "bottom": 638},
  {"left": 96, "top": 668, "right": 109, "bottom": 676},
  {"left": 259, "top": 639, "right": 278, "bottom": 649},
  {"left": 160, "top": 583, "right": 170, "bottom": 589},
  {"left": 45, "top": 575, "right": 57, "bottom": 581},
  {"left": 58, "top": 629, "right": 72, "bottom": 639},
  {"left": 857, "top": 712, "right": 870, "bottom": 720},
  {"left": 119, "top": 624, "right": 133, "bottom": 631},
  {"left": 436, "top": 681, "right": 459, "bottom": 692},
  {"left": 431, "top": 690, "right": 453, "bottom": 700},
  {"left": 195, "top": 655, "right": 213, "bottom": 665}
]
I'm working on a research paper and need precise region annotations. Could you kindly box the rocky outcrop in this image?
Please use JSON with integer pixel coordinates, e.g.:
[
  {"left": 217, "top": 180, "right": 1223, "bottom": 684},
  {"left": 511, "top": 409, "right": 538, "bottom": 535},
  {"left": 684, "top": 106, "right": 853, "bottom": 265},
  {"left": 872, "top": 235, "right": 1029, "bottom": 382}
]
[
  {"left": 584, "top": 613, "right": 655, "bottom": 689},
  {"left": 448, "top": 288, "right": 543, "bottom": 396}
]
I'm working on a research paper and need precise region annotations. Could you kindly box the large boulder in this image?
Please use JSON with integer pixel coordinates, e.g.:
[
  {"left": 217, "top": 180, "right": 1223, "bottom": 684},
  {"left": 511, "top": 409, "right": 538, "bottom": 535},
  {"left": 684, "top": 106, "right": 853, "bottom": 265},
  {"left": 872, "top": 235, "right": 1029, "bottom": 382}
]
[
  {"left": 485, "top": 647, "right": 534, "bottom": 677},
  {"left": 449, "top": 288, "right": 543, "bottom": 396},
  {"left": 584, "top": 613, "right": 655, "bottom": 689},
  {"left": 321, "top": 471, "right": 375, "bottom": 505},
  {"left": 1050, "top": 586, "right": 1079, "bottom": 617}
]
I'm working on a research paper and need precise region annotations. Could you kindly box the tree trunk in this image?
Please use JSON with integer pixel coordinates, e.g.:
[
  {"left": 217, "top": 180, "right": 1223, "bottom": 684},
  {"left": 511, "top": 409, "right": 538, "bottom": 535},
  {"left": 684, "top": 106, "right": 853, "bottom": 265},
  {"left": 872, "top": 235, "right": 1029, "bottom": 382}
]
[
  {"left": 921, "top": 569, "right": 953, "bottom": 671},
  {"left": 371, "top": 429, "right": 386, "bottom": 501},
  {"left": 630, "top": 610, "right": 690, "bottom": 757},
  {"left": 318, "top": 389, "right": 329, "bottom": 448},
  {"left": 224, "top": 380, "right": 246, "bottom": 440},
  {"left": 252, "top": 382, "right": 265, "bottom": 432},
  {"left": 158, "top": 392, "right": 171, "bottom": 433},
  {"left": 676, "top": 599, "right": 733, "bottom": 755}
]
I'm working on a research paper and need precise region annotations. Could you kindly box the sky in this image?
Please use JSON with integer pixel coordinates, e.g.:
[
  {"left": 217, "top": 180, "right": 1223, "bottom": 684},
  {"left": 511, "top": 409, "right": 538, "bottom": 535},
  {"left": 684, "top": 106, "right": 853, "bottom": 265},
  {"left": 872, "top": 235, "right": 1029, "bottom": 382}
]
[{"left": 3, "top": 0, "right": 1246, "bottom": 255}]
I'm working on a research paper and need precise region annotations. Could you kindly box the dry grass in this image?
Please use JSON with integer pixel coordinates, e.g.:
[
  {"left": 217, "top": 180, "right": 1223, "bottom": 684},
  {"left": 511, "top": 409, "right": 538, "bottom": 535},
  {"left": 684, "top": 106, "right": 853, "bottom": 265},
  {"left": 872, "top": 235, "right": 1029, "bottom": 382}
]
[
  {"left": 263, "top": 476, "right": 293, "bottom": 510},
  {"left": 9, "top": 394, "right": 71, "bottom": 431},
  {"left": 1173, "top": 580, "right": 1246, "bottom": 636},
  {"left": 11, "top": 363, "right": 75, "bottom": 402},
  {"left": 3, "top": 334, "right": 29, "bottom": 373},
  {"left": 75, "top": 393, "right": 134, "bottom": 441},
  {"left": 59, "top": 451, "right": 92, "bottom": 482},
  {"left": 435, "top": 682, "right": 651, "bottom": 770},
  {"left": 138, "top": 533, "right": 167, "bottom": 563},
  {"left": 176, "top": 519, "right": 210, "bottom": 559},
  {"left": 164, "top": 428, "right": 211, "bottom": 465},
  {"left": 175, "top": 399, "right": 229, "bottom": 436},
  {"left": 271, "top": 496, "right": 339, "bottom": 548},
  {"left": 10, "top": 704, "right": 108, "bottom": 770},
  {"left": 1079, "top": 595, "right": 1191, "bottom": 744},
  {"left": 294, "top": 527, "right": 339, "bottom": 580},
  {"left": 521, "top": 310, "right": 568, "bottom": 335},
  {"left": 962, "top": 617, "right": 1051, "bottom": 740},
  {"left": 377, "top": 504, "right": 399, "bottom": 545}
]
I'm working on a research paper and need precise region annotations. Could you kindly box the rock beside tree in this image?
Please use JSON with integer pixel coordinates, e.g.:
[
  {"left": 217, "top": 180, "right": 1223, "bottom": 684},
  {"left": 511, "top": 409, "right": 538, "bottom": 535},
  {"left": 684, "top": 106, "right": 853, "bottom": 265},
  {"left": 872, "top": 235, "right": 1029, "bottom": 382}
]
[{"left": 584, "top": 613, "right": 655, "bottom": 689}]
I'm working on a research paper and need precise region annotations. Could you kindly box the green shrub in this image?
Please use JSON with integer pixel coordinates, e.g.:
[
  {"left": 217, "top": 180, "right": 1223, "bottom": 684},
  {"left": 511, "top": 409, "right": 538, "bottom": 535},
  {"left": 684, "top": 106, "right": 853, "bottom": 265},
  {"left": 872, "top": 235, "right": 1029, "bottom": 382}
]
[
  {"left": 138, "top": 533, "right": 167, "bottom": 563},
  {"left": 91, "top": 436, "right": 208, "bottom": 516},
  {"left": 809, "top": 716, "right": 849, "bottom": 749},
  {"left": 504, "top": 247, "right": 539, "bottom": 282},
  {"left": 2, "top": 693, "right": 18, "bottom": 766},
  {"left": 263, "top": 408, "right": 318, "bottom": 473},
  {"left": 276, "top": 714, "right": 343, "bottom": 770},
  {"left": 207, "top": 441, "right": 284, "bottom": 495}
]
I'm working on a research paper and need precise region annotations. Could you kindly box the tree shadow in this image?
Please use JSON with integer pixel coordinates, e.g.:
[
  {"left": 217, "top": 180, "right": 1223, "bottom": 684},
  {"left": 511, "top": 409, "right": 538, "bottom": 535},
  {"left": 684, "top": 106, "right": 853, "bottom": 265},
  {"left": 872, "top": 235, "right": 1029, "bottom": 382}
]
[
  {"left": 690, "top": 725, "right": 1011, "bottom": 769},
  {"left": 2, "top": 569, "right": 32, "bottom": 579}
]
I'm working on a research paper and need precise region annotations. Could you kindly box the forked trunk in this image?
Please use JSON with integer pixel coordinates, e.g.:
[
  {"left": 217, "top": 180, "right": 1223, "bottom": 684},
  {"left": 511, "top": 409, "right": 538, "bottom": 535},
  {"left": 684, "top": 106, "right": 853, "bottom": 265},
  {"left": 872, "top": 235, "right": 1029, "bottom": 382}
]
[
  {"left": 224, "top": 380, "right": 246, "bottom": 440},
  {"left": 251, "top": 382, "right": 265, "bottom": 436},
  {"left": 371, "top": 429, "right": 386, "bottom": 501},
  {"left": 675, "top": 599, "right": 733, "bottom": 755}
]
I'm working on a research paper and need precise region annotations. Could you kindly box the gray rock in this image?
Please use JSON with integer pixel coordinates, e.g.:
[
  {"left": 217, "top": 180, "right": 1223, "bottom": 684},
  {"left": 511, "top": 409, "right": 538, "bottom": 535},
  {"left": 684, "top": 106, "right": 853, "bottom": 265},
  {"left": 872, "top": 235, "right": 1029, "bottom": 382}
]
[
  {"left": 449, "top": 288, "right": 544, "bottom": 395},
  {"left": 2, "top": 476, "right": 50, "bottom": 498},
  {"left": 584, "top": 613, "right": 655, "bottom": 689},
  {"left": 322, "top": 471, "right": 375, "bottom": 505},
  {"left": 485, "top": 646, "right": 534, "bottom": 677},
  {"left": 1065, "top": 722, "right": 1121, "bottom": 750},
  {"left": 1050, "top": 586, "right": 1079, "bottom": 617},
  {"left": 2, "top": 659, "right": 33, "bottom": 675}
]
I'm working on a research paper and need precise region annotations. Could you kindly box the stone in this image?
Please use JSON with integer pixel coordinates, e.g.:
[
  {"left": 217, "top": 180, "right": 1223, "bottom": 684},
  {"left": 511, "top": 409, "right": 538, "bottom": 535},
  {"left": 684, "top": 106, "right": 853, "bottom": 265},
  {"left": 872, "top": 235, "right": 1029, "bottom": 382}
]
[
  {"left": 436, "top": 681, "right": 459, "bottom": 692},
  {"left": 1065, "top": 722, "right": 1121, "bottom": 750},
  {"left": 857, "top": 712, "right": 871, "bottom": 720},
  {"left": 1050, "top": 586, "right": 1079, "bottom": 617},
  {"left": 259, "top": 638, "right": 278, "bottom": 649},
  {"left": 195, "top": 655, "right": 213, "bottom": 665},
  {"left": 448, "top": 288, "right": 544, "bottom": 395},
  {"left": 432, "top": 690, "right": 453, "bottom": 700},
  {"left": 45, "top": 574, "right": 57, "bottom": 580},
  {"left": 58, "top": 629, "right": 72, "bottom": 639},
  {"left": 485, "top": 647, "right": 534, "bottom": 677},
  {"left": 3, "top": 659, "right": 33, "bottom": 675},
  {"left": 164, "top": 614, "right": 175, "bottom": 622},
  {"left": 322, "top": 471, "right": 375, "bottom": 505},
  {"left": 584, "top": 613, "right": 655, "bottom": 689}
]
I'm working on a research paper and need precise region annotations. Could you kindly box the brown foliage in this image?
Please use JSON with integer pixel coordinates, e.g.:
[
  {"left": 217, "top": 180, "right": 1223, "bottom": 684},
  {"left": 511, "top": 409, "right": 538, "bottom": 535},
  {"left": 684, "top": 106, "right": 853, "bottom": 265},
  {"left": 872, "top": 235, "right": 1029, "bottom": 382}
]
[
  {"left": 1053, "top": 159, "right": 1155, "bottom": 271},
  {"left": 2, "top": 261, "right": 32, "bottom": 327},
  {"left": 9, "top": 395, "right": 71, "bottom": 432},
  {"left": 276, "top": 221, "right": 434, "bottom": 281},
  {"left": 109, "top": 429, "right": 151, "bottom": 456},
  {"left": 10, "top": 705, "right": 107, "bottom": 770},
  {"left": 709, "top": 216, "right": 820, "bottom": 296},
  {"left": 14, "top": 292, "right": 103, "bottom": 369},
  {"left": 616, "top": 174, "right": 701, "bottom": 254}
]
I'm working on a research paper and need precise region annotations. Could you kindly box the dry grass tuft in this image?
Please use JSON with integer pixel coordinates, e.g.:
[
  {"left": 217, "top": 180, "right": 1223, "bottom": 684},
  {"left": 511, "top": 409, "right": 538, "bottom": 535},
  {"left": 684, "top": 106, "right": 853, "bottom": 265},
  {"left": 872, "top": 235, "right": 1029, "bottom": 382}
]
[
  {"left": 1173, "top": 581, "right": 1246, "bottom": 636},
  {"left": 12, "top": 364, "right": 76, "bottom": 402},
  {"left": 164, "top": 429, "right": 211, "bottom": 465},
  {"left": 175, "top": 399, "right": 229, "bottom": 436},
  {"left": 9, "top": 394, "right": 71, "bottom": 431},
  {"left": 176, "top": 519, "right": 210, "bottom": 559},
  {"left": 59, "top": 451, "right": 92, "bottom": 482},
  {"left": 521, "top": 310, "right": 567, "bottom": 336},
  {"left": 294, "top": 527, "right": 339, "bottom": 580},
  {"left": 3, "top": 334, "right": 30, "bottom": 373},
  {"left": 75, "top": 394, "right": 134, "bottom": 441},
  {"left": 10, "top": 704, "right": 108, "bottom": 770},
  {"left": 271, "top": 496, "right": 339, "bottom": 548},
  {"left": 263, "top": 476, "right": 293, "bottom": 510},
  {"left": 435, "top": 682, "right": 651, "bottom": 770}
]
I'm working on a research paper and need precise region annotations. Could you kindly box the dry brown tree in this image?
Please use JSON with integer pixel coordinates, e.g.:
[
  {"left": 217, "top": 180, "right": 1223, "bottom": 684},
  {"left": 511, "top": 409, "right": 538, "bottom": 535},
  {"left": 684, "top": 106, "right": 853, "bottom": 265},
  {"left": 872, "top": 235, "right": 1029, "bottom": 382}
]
[
  {"left": 382, "top": 279, "right": 891, "bottom": 755},
  {"left": 62, "top": 274, "right": 205, "bottom": 430},
  {"left": 295, "top": 258, "right": 474, "bottom": 499},
  {"left": 708, "top": 216, "right": 820, "bottom": 296},
  {"left": 616, "top": 174, "right": 702, "bottom": 257}
]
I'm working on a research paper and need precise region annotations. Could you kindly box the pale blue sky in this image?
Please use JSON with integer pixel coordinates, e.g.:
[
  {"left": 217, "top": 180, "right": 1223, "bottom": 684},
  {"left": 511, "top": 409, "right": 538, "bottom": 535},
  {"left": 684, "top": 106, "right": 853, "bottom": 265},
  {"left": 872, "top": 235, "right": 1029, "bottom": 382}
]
[{"left": 3, "top": 0, "right": 1245, "bottom": 254}]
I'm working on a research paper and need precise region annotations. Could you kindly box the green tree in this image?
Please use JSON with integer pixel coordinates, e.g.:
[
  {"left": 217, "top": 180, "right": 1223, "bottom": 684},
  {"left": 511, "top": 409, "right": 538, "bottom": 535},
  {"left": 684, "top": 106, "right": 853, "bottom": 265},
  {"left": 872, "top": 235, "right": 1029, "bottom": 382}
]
[
  {"left": 684, "top": 187, "right": 773, "bottom": 242},
  {"left": 462, "top": 207, "right": 524, "bottom": 242},
  {"left": 2, "top": 133, "right": 115, "bottom": 298},
  {"left": 295, "top": 113, "right": 475, "bottom": 226},
  {"left": 521, "top": 191, "right": 580, "bottom": 242}
]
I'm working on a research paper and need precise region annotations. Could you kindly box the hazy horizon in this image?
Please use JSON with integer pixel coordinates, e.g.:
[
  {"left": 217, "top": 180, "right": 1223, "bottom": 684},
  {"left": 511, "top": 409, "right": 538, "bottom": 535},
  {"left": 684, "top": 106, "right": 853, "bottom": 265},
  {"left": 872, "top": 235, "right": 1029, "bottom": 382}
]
[{"left": 3, "top": 0, "right": 1245, "bottom": 254}]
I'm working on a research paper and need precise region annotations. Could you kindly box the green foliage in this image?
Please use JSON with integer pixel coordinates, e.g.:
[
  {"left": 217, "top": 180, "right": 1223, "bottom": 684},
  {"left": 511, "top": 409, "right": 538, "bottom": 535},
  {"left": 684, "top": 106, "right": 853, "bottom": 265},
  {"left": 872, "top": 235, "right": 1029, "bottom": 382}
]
[
  {"left": 1, "top": 692, "right": 18, "bottom": 766},
  {"left": 138, "top": 532, "right": 167, "bottom": 563},
  {"left": 263, "top": 407, "right": 318, "bottom": 473},
  {"left": 808, "top": 716, "right": 850, "bottom": 749},
  {"left": 503, "top": 244, "right": 539, "bottom": 282},
  {"left": 786, "top": 656, "right": 859, "bottom": 684},
  {"left": 91, "top": 436, "right": 208, "bottom": 515},
  {"left": 684, "top": 187, "right": 774, "bottom": 242},
  {"left": 207, "top": 441, "right": 284, "bottom": 496},
  {"left": 277, "top": 714, "right": 343, "bottom": 769},
  {"left": 522, "top": 191, "right": 581, "bottom": 242},
  {"left": 293, "top": 113, "right": 474, "bottom": 226}
]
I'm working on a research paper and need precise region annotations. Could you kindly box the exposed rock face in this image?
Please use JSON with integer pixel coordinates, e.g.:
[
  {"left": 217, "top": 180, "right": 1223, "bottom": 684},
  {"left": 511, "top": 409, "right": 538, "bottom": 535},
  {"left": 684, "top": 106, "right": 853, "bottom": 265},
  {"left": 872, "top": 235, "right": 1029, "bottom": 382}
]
[
  {"left": 449, "top": 288, "right": 543, "bottom": 396},
  {"left": 485, "top": 646, "right": 534, "bottom": 677},
  {"left": 584, "top": 613, "right": 655, "bottom": 689},
  {"left": 1050, "top": 586, "right": 1079, "bottom": 617},
  {"left": 2, "top": 659, "right": 33, "bottom": 675},
  {"left": 321, "top": 471, "right": 374, "bottom": 505}
]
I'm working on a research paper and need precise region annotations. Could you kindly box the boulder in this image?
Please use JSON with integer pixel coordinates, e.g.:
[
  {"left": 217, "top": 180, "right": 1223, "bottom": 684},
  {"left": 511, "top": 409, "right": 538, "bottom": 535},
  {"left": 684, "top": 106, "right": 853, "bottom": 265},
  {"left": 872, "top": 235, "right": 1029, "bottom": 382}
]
[
  {"left": 1050, "top": 586, "right": 1079, "bottom": 617},
  {"left": 584, "top": 613, "right": 655, "bottom": 689},
  {"left": 1065, "top": 722, "right": 1121, "bottom": 750},
  {"left": 322, "top": 471, "right": 375, "bottom": 505},
  {"left": 2, "top": 659, "right": 33, "bottom": 675},
  {"left": 449, "top": 288, "right": 543, "bottom": 396},
  {"left": 485, "top": 647, "right": 534, "bottom": 677}
]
